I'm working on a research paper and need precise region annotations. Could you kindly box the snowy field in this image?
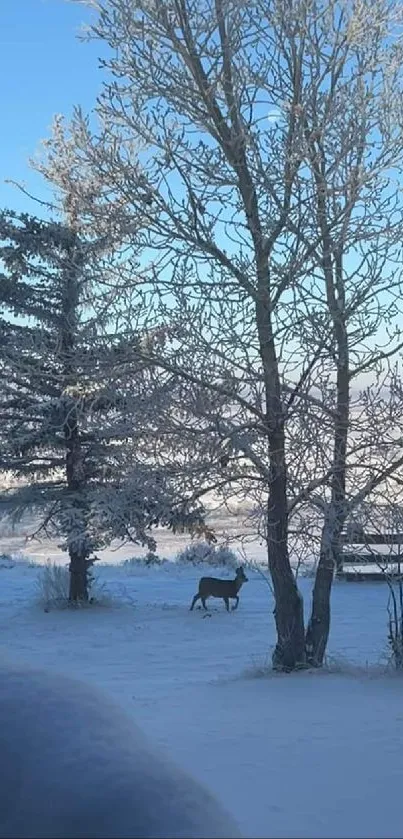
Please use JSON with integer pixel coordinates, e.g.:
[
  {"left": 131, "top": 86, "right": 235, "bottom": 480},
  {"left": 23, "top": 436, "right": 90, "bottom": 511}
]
[{"left": 1, "top": 529, "right": 403, "bottom": 838}]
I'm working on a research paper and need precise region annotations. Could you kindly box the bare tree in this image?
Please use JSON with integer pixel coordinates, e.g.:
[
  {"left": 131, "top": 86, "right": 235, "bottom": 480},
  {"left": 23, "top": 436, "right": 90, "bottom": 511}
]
[
  {"left": 305, "top": 365, "right": 403, "bottom": 663},
  {"left": 36, "top": 0, "right": 403, "bottom": 666},
  {"left": 280, "top": 2, "right": 403, "bottom": 664}
]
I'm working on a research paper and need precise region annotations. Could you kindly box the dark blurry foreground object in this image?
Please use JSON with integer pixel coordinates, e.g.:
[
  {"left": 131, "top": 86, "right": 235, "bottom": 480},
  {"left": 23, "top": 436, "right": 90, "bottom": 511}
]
[{"left": 0, "top": 662, "right": 241, "bottom": 838}]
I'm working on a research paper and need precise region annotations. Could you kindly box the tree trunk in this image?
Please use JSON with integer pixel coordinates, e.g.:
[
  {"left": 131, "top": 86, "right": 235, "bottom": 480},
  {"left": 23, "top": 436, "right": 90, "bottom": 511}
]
[
  {"left": 303, "top": 126, "right": 350, "bottom": 666},
  {"left": 68, "top": 548, "right": 89, "bottom": 602},
  {"left": 61, "top": 223, "right": 92, "bottom": 604},
  {"left": 65, "top": 427, "right": 90, "bottom": 603},
  {"left": 271, "top": 556, "right": 306, "bottom": 671},
  {"left": 306, "top": 294, "right": 349, "bottom": 666},
  {"left": 253, "top": 272, "right": 306, "bottom": 670},
  {"left": 227, "top": 108, "right": 305, "bottom": 667},
  {"left": 305, "top": 525, "right": 335, "bottom": 667},
  {"left": 268, "top": 435, "right": 306, "bottom": 671}
]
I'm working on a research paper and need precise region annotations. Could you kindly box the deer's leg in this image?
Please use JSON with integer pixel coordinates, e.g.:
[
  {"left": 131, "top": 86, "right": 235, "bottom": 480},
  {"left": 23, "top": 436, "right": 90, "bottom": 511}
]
[
  {"left": 232, "top": 596, "right": 239, "bottom": 611},
  {"left": 190, "top": 594, "right": 200, "bottom": 611},
  {"left": 201, "top": 597, "right": 208, "bottom": 610},
  {"left": 224, "top": 597, "right": 230, "bottom": 612}
]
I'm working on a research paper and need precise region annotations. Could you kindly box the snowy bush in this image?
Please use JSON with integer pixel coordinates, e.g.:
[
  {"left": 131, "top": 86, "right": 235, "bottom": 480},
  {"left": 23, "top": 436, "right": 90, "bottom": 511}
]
[
  {"left": 0, "top": 553, "right": 16, "bottom": 569},
  {"left": 36, "top": 562, "right": 70, "bottom": 609},
  {"left": 176, "top": 541, "right": 239, "bottom": 568},
  {"left": 123, "top": 552, "right": 168, "bottom": 569},
  {"left": 144, "top": 551, "right": 165, "bottom": 566},
  {"left": 0, "top": 553, "right": 39, "bottom": 570},
  {"left": 36, "top": 561, "right": 107, "bottom": 610}
]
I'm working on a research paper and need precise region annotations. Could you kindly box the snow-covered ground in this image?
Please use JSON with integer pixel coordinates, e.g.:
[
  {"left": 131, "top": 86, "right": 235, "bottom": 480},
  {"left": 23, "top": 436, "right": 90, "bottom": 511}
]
[{"left": 0, "top": 533, "right": 402, "bottom": 838}]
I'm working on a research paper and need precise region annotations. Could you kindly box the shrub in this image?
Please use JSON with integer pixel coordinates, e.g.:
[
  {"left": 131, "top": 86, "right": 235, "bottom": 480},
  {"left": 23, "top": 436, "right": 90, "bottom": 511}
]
[
  {"left": 0, "top": 553, "right": 16, "bottom": 569},
  {"left": 36, "top": 561, "right": 107, "bottom": 610},
  {"left": 36, "top": 562, "right": 70, "bottom": 609},
  {"left": 123, "top": 552, "right": 168, "bottom": 569},
  {"left": 176, "top": 541, "right": 239, "bottom": 568}
]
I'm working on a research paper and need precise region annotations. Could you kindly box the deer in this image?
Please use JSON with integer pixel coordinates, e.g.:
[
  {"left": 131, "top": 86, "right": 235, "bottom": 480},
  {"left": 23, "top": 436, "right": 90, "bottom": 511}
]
[
  {"left": 190, "top": 566, "right": 248, "bottom": 612},
  {"left": 0, "top": 661, "right": 241, "bottom": 838}
]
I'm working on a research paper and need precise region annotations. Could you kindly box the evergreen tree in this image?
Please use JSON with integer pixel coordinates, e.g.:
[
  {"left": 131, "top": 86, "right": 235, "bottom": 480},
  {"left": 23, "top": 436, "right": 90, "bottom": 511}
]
[{"left": 0, "top": 210, "right": 206, "bottom": 601}]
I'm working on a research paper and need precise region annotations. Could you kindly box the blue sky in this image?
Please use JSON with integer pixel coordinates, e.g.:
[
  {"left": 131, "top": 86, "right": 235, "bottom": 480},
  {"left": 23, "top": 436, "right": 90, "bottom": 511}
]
[
  {"left": 1, "top": 0, "right": 101, "bottom": 211},
  {"left": 0, "top": 0, "right": 398, "bottom": 379}
]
